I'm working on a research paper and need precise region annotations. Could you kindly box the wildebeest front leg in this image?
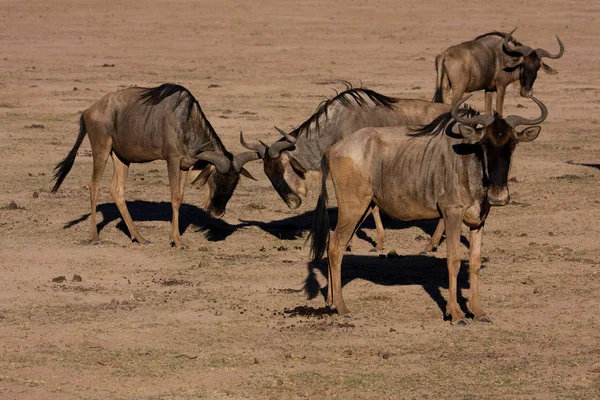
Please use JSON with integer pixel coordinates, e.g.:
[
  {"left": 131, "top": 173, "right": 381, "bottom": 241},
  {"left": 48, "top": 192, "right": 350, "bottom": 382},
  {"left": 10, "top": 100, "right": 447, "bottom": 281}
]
[
  {"left": 110, "top": 153, "right": 148, "bottom": 244},
  {"left": 484, "top": 91, "right": 494, "bottom": 115},
  {"left": 167, "top": 159, "right": 187, "bottom": 249},
  {"left": 372, "top": 206, "right": 385, "bottom": 251},
  {"left": 443, "top": 207, "right": 467, "bottom": 325},
  {"left": 495, "top": 86, "right": 507, "bottom": 117},
  {"left": 468, "top": 226, "right": 490, "bottom": 322}
]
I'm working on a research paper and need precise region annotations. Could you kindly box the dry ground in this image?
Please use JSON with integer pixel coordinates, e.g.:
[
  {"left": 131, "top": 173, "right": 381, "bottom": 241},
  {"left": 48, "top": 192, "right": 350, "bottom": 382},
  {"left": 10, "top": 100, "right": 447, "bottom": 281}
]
[{"left": 1, "top": 1, "right": 599, "bottom": 399}]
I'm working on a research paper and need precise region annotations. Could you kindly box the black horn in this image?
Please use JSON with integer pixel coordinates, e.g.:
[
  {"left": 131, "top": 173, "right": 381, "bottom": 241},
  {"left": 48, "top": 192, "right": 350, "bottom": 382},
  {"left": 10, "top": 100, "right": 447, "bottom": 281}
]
[
  {"left": 196, "top": 151, "right": 231, "bottom": 173},
  {"left": 451, "top": 95, "right": 495, "bottom": 127},
  {"left": 502, "top": 28, "right": 533, "bottom": 56},
  {"left": 535, "top": 35, "right": 564, "bottom": 59},
  {"left": 505, "top": 95, "right": 548, "bottom": 128},
  {"left": 239, "top": 131, "right": 267, "bottom": 158},
  {"left": 232, "top": 151, "right": 261, "bottom": 172},
  {"left": 274, "top": 126, "right": 297, "bottom": 144},
  {"left": 267, "top": 139, "right": 296, "bottom": 158}
]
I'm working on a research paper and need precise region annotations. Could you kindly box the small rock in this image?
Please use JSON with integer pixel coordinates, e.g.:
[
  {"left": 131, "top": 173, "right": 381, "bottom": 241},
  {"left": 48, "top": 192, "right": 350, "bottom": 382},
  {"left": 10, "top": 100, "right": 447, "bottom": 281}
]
[
  {"left": 379, "top": 350, "right": 392, "bottom": 359},
  {"left": 24, "top": 124, "right": 45, "bottom": 129},
  {"left": 533, "top": 287, "right": 541, "bottom": 294},
  {"left": 414, "top": 234, "right": 427, "bottom": 242},
  {"left": 73, "top": 87, "right": 78, "bottom": 91},
  {"left": 32, "top": 191, "right": 39, "bottom": 198},
  {"left": 516, "top": 104, "right": 525, "bottom": 108},
  {"left": 343, "top": 349, "right": 353, "bottom": 357},
  {"left": 411, "top": 85, "right": 422, "bottom": 90},
  {"left": 254, "top": 357, "right": 259, "bottom": 365},
  {"left": 6, "top": 201, "right": 19, "bottom": 210},
  {"left": 389, "top": 327, "right": 397, "bottom": 333},
  {"left": 72, "top": 274, "right": 83, "bottom": 282},
  {"left": 110, "top": 298, "right": 120, "bottom": 308},
  {"left": 208, "top": 84, "right": 222, "bottom": 88},
  {"left": 508, "top": 176, "right": 518, "bottom": 183},
  {"left": 277, "top": 245, "right": 288, "bottom": 252},
  {"left": 52, "top": 276, "right": 67, "bottom": 283}
]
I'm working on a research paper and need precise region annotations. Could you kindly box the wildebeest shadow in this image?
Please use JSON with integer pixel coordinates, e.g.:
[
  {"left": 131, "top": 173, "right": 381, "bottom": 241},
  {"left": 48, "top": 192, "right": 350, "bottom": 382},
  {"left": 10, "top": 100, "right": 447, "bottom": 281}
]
[
  {"left": 63, "top": 200, "right": 246, "bottom": 241},
  {"left": 241, "top": 207, "right": 468, "bottom": 248},
  {"left": 567, "top": 160, "right": 600, "bottom": 170},
  {"left": 305, "top": 254, "right": 474, "bottom": 319}
]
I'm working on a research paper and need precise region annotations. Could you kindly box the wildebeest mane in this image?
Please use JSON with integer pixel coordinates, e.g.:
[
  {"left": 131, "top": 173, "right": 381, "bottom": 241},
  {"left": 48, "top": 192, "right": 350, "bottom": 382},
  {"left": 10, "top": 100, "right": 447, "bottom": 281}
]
[
  {"left": 138, "top": 84, "right": 227, "bottom": 153},
  {"left": 408, "top": 105, "right": 480, "bottom": 137},
  {"left": 290, "top": 83, "right": 399, "bottom": 138}
]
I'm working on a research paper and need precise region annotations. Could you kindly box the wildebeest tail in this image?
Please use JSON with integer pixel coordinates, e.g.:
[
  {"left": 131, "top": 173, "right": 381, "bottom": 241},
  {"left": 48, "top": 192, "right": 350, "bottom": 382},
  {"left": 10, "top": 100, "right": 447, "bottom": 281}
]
[
  {"left": 51, "top": 115, "right": 87, "bottom": 192},
  {"left": 309, "top": 157, "right": 330, "bottom": 261},
  {"left": 432, "top": 54, "right": 445, "bottom": 103}
]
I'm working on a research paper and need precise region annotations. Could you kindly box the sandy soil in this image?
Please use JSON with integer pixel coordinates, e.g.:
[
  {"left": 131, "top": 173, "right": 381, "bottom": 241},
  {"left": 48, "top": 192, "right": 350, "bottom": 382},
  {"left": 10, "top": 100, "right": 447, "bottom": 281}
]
[{"left": 1, "top": 0, "right": 599, "bottom": 398}]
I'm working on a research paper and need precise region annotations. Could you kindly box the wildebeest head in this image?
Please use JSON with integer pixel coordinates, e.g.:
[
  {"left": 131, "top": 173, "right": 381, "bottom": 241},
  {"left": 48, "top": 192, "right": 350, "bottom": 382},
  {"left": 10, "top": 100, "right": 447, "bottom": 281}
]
[
  {"left": 240, "top": 129, "right": 307, "bottom": 209},
  {"left": 193, "top": 145, "right": 259, "bottom": 217},
  {"left": 452, "top": 95, "right": 547, "bottom": 206},
  {"left": 502, "top": 28, "right": 564, "bottom": 98}
]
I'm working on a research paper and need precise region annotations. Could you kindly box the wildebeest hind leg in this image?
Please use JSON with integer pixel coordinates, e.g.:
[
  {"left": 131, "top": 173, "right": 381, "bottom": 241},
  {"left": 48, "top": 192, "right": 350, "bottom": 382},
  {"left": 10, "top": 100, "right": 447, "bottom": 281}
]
[
  {"left": 327, "top": 195, "right": 372, "bottom": 316},
  {"left": 167, "top": 158, "right": 188, "bottom": 249},
  {"left": 423, "top": 219, "right": 445, "bottom": 253},
  {"left": 109, "top": 153, "right": 147, "bottom": 244},
  {"left": 88, "top": 140, "right": 112, "bottom": 244}
]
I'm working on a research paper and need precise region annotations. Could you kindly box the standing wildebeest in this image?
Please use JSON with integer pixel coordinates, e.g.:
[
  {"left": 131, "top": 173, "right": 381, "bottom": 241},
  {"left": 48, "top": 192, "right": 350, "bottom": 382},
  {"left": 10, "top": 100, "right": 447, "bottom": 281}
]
[
  {"left": 51, "top": 84, "right": 258, "bottom": 248},
  {"left": 310, "top": 95, "right": 547, "bottom": 324},
  {"left": 433, "top": 28, "right": 563, "bottom": 115},
  {"left": 239, "top": 86, "right": 452, "bottom": 250}
]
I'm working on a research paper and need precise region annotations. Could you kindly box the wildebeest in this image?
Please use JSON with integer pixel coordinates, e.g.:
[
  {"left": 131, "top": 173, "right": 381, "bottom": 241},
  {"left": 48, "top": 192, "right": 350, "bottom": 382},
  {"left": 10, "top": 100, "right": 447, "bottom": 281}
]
[
  {"left": 310, "top": 95, "right": 547, "bottom": 324},
  {"left": 240, "top": 86, "right": 452, "bottom": 250},
  {"left": 432, "top": 29, "right": 563, "bottom": 115},
  {"left": 51, "top": 84, "right": 258, "bottom": 248}
]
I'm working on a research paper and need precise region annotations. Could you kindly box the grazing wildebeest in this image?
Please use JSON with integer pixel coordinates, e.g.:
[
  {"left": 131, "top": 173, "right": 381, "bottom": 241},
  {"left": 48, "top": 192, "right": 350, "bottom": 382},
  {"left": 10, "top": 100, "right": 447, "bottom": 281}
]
[
  {"left": 310, "top": 95, "right": 547, "bottom": 324},
  {"left": 51, "top": 83, "right": 258, "bottom": 248},
  {"left": 432, "top": 28, "right": 563, "bottom": 115},
  {"left": 239, "top": 86, "right": 452, "bottom": 250}
]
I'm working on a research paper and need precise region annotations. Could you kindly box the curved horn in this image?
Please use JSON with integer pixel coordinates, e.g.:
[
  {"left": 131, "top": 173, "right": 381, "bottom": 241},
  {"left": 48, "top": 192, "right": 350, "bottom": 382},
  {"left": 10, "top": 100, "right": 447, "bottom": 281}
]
[
  {"left": 196, "top": 151, "right": 231, "bottom": 174},
  {"left": 274, "top": 126, "right": 297, "bottom": 144},
  {"left": 535, "top": 35, "right": 564, "bottom": 59},
  {"left": 239, "top": 131, "right": 267, "bottom": 158},
  {"left": 502, "top": 28, "right": 533, "bottom": 56},
  {"left": 505, "top": 95, "right": 548, "bottom": 128},
  {"left": 267, "top": 140, "right": 295, "bottom": 159},
  {"left": 451, "top": 95, "right": 495, "bottom": 127},
  {"left": 232, "top": 151, "right": 261, "bottom": 172}
]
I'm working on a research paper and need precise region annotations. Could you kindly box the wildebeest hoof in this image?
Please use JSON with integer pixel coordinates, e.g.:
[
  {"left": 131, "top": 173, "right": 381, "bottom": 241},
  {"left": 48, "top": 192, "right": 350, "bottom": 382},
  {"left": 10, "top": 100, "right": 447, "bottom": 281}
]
[
  {"left": 454, "top": 319, "right": 469, "bottom": 326},
  {"left": 477, "top": 316, "right": 492, "bottom": 323}
]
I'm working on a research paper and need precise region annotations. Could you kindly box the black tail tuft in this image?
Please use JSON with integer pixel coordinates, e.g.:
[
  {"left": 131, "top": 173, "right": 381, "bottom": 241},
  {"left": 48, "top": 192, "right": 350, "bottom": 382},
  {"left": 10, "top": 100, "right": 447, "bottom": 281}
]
[
  {"left": 51, "top": 115, "right": 87, "bottom": 192},
  {"left": 309, "top": 158, "right": 330, "bottom": 261}
]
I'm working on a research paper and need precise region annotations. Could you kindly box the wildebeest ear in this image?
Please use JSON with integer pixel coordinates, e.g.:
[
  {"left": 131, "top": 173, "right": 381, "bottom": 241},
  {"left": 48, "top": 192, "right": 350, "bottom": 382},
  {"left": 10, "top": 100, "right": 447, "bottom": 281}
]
[
  {"left": 541, "top": 62, "right": 558, "bottom": 75},
  {"left": 239, "top": 167, "right": 257, "bottom": 181},
  {"left": 457, "top": 124, "right": 484, "bottom": 141},
  {"left": 192, "top": 165, "right": 213, "bottom": 185},
  {"left": 515, "top": 126, "right": 541, "bottom": 142},
  {"left": 289, "top": 156, "right": 307, "bottom": 179},
  {"left": 503, "top": 57, "right": 523, "bottom": 69}
]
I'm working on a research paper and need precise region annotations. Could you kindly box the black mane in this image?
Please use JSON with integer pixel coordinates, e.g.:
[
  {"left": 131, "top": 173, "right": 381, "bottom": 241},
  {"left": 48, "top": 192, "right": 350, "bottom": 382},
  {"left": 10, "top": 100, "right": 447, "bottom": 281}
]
[
  {"left": 474, "top": 31, "right": 524, "bottom": 47},
  {"left": 138, "top": 83, "right": 226, "bottom": 153},
  {"left": 408, "top": 105, "right": 482, "bottom": 137},
  {"left": 290, "top": 83, "right": 399, "bottom": 138}
]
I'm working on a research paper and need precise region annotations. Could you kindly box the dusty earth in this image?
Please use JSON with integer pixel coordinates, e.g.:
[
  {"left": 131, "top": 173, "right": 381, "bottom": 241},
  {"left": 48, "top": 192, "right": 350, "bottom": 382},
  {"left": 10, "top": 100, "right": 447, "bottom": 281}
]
[{"left": 1, "top": 0, "right": 599, "bottom": 399}]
